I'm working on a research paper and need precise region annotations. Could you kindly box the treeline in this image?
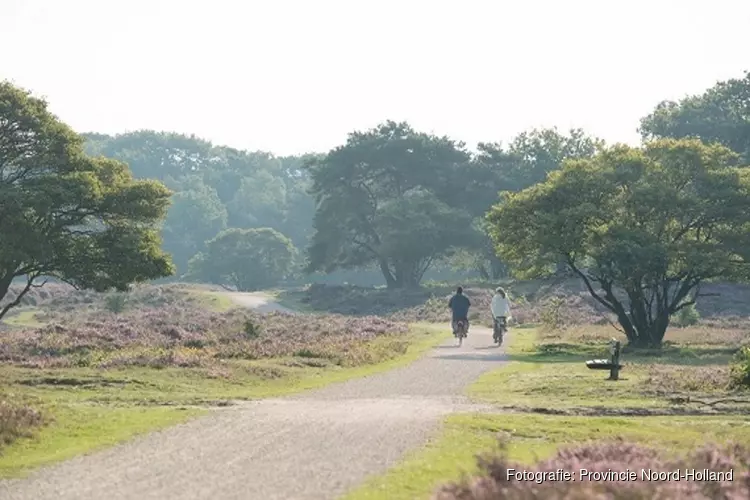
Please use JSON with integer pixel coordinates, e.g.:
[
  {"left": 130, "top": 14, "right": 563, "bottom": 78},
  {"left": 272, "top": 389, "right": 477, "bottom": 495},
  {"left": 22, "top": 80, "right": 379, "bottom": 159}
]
[
  {"left": 80, "top": 126, "right": 603, "bottom": 289},
  {"left": 80, "top": 70, "right": 749, "bottom": 291}
]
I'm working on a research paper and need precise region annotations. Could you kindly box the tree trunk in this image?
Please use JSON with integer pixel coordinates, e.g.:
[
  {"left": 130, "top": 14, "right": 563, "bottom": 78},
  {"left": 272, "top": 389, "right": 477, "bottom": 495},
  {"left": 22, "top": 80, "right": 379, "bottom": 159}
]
[
  {"left": 490, "top": 258, "right": 508, "bottom": 280},
  {"left": 393, "top": 262, "right": 421, "bottom": 289},
  {"left": 554, "top": 260, "right": 570, "bottom": 276},
  {"left": 476, "top": 264, "right": 490, "bottom": 281},
  {"left": 383, "top": 259, "right": 423, "bottom": 289},
  {"left": 379, "top": 259, "right": 398, "bottom": 288},
  {"left": 626, "top": 304, "right": 670, "bottom": 348}
]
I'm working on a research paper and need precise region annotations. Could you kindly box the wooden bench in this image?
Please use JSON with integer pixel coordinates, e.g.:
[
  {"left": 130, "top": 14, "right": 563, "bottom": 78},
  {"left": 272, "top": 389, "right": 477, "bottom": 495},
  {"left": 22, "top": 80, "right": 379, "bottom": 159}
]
[{"left": 585, "top": 339, "right": 622, "bottom": 380}]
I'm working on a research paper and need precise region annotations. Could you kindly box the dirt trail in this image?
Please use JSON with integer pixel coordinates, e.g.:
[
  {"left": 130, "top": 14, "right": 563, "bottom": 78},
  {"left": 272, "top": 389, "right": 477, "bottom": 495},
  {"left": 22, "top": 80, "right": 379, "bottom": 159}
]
[
  {"left": 225, "top": 291, "right": 297, "bottom": 314},
  {"left": 2, "top": 294, "right": 507, "bottom": 500}
]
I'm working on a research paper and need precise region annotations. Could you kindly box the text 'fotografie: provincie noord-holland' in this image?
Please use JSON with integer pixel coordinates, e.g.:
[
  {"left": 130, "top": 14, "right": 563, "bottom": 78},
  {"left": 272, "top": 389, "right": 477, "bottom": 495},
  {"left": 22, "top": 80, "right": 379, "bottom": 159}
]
[{"left": 507, "top": 468, "right": 734, "bottom": 483}]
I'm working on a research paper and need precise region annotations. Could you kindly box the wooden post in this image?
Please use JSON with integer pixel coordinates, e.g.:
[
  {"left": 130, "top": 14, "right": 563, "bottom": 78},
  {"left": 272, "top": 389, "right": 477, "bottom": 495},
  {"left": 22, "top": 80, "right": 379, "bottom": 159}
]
[{"left": 609, "top": 339, "right": 621, "bottom": 381}]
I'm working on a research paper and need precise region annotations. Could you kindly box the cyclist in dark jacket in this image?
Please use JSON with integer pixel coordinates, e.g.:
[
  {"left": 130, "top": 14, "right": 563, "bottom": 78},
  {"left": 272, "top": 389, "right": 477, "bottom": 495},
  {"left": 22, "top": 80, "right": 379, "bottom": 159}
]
[{"left": 448, "top": 286, "right": 471, "bottom": 335}]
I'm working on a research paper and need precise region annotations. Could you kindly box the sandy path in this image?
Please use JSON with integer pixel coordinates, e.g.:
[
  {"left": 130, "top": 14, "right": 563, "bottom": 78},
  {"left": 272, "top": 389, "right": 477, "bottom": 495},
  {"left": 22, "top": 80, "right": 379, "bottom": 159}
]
[
  {"left": 225, "top": 291, "right": 297, "bottom": 314},
  {"left": 2, "top": 295, "right": 507, "bottom": 500}
]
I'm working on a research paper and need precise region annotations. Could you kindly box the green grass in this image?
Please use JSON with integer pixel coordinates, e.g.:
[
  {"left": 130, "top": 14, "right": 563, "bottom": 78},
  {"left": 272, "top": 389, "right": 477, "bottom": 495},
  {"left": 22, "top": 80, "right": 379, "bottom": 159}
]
[
  {"left": 343, "top": 323, "right": 750, "bottom": 499},
  {"left": 342, "top": 412, "right": 750, "bottom": 500},
  {"left": 269, "top": 289, "right": 319, "bottom": 313},
  {"left": 0, "top": 404, "right": 204, "bottom": 477},
  {"left": 468, "top": 327, "right": 744, "bottom": 410},
  {"left": 0, "top": 323, "right": 449, "bottom": 478},
  {"left": 184, "top": 289, "right": 237, "bottom": 312},
  {"left": 3, "top": 308, "right": 45, "bottom": 327}
]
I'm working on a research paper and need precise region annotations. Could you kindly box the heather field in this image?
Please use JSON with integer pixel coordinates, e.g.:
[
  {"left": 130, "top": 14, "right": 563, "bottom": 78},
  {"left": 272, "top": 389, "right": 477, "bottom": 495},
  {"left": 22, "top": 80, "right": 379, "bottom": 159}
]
[
  {"left": 0, "top": 282, "right": 443, "bottom": 476},
  {"left": 280, "top": 280, "right": 750, "bottom": 328},
  {"left": 3, "top": 279, "right": 750, "bottom": 497}
]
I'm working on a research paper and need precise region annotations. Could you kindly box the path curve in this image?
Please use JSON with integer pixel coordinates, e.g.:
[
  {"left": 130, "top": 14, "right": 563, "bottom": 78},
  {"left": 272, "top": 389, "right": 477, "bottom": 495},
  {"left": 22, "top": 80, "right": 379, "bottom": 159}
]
[
  {"left": 224, "top": 291, "right": 297, "bottom": 314},
  {"left": 1, "top": 293, "right": 507, "bottom": 500}
]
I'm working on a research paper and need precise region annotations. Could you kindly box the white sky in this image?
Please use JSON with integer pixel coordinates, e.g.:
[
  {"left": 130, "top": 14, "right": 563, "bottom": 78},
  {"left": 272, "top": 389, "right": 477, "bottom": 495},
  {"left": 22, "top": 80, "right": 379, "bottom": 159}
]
[{"left": 2, "top": 0, "right": 748, "bottom": 156}]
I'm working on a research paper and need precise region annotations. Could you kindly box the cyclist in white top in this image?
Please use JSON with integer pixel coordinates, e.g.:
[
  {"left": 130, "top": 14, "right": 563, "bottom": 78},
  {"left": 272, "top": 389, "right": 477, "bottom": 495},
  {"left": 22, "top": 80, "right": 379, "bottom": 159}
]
[{"left": 491, "top": 287, "right": 511, "bottom": 325}]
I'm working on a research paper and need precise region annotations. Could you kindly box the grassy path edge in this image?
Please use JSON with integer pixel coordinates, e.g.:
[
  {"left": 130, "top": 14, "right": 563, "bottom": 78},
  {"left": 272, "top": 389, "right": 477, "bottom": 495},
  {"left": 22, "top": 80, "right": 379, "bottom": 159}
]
[{"left": 0, "top": 323, "right": 450, "bottom": 479}]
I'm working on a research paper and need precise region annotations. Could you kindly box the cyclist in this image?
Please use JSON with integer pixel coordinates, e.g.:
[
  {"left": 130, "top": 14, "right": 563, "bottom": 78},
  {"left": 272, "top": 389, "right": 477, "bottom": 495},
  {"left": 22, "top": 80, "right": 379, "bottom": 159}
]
[
  {"left": 448, "top": 286, "right": 471, "bottom": 336},
  {"left": 491, "top": 287, "right": 512, "bottom": 337}
]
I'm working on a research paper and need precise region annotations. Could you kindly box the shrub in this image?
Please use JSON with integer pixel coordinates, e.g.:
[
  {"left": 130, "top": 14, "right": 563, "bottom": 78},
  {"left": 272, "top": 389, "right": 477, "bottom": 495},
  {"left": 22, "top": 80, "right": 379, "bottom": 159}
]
[
  {"left": 104, "top": 293, "right": 128, "bottom": 313},
  {"left": 672, "top": 303, "right": 701, "bottom": 327},
  {"left": 243, "top": 319, "right": 261, "bottom": 339},
  {"left": 539, "top": 296, "right": 565, "bottom": 331},
  {"left": 0, "top": 397, "right": 45, "bottom": 450},
  {"left": 730, "top": 346, "right": 750, "bottom": 389},
  {"left": 0, "top": 306, "right": 409, "bottom": 369},
  {"left": 434, "top": 438, "right": 750, "bottom": 499}
]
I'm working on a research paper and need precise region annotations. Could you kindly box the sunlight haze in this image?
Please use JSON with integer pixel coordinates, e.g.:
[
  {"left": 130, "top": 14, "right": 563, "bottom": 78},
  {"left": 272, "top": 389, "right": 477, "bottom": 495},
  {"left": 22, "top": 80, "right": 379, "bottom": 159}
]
[{"left": 2, "top": 0, "right": 748, "bottom": 155}]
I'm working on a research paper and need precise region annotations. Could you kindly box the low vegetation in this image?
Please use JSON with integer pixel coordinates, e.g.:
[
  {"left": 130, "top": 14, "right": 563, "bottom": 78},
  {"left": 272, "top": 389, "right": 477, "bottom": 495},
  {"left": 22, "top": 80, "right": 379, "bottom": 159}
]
[
  {"left": 0, "top": 283, "right": 443, "bottom": 477},
  {"left": 344, "top": 413, "right": 750, "bottom": 500},
  {"left": 282, "top": 280, "right": 607, "bottom": 328},
  {"left": 469, "top": 321, "right": 750, "bottom": 414},
  {"left": 1, "top": 304, "right": 407, "bottom": 370},
  {"left": 345, "top": 282, "right": 750, "bottom": 499},
  {"left": 435, "top": 438, "right": 750, "bottom": 499},
  {"left": 0, "top": 396, "right": 45, "bottom": 451}
]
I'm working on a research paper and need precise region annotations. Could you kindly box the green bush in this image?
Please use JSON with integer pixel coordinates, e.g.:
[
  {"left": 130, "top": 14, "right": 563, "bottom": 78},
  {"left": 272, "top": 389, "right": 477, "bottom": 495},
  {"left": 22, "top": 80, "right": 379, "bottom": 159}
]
[
  {"left": 540, "top": 296, "right": 565, "bottom": 331},
  {"left": 671, "top": 303, "right": 700, "bottom": 327},
  {"left": 729, "top": 346, "right": 750, "bottom": 389},
  {"left": 104, "top": 293, "right": 127, "bottom": 314},
  {"left": 243, "top": 319, "right": 261, "bottom": 339}
]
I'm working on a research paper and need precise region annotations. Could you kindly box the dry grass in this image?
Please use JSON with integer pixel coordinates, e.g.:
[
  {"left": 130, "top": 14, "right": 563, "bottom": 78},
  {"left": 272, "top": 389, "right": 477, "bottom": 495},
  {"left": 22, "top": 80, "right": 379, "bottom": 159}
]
[{"left": 0, "top": 395, "right": 45, "bottom": 451}]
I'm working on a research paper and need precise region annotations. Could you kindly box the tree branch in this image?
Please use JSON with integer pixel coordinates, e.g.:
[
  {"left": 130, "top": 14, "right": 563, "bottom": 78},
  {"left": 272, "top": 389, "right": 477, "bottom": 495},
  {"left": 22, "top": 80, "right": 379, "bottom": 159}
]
[
  {"left": 566, "top": 256, "right": 617, "bottom": 314},
  {"left": 0, "top": 273, "right": 41, "bottom": 320}
]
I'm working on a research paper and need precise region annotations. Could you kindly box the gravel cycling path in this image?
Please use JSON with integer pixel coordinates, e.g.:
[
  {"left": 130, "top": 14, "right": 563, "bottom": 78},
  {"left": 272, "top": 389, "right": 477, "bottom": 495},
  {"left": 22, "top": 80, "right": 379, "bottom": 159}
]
[{"left": 2, "top": 294, "right": 508, "bottom": 500}]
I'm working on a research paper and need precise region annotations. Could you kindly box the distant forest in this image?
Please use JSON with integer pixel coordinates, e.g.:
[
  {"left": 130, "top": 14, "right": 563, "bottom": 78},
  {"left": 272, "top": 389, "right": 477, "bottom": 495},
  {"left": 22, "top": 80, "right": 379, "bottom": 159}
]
[{"left": 79, "top": 70, "right": 749, "bottom": 290}]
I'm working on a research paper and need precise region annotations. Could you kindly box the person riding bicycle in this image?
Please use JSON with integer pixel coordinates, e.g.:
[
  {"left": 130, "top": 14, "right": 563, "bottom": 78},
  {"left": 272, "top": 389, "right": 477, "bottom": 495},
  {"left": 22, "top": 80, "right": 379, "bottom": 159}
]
[
  {"left": 491, "top": 287, "right": 512, "bottom": 330},
  {"left": 448, "top": 286, "right": 471, "bottom": 336}
]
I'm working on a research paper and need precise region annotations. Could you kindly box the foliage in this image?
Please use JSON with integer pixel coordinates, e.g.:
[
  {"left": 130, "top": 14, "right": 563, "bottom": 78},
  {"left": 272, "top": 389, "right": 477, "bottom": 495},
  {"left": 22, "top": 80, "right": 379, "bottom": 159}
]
[
  {"left": 447, "top": 219, "right": 509, "bottom": 281},
  {"left": 476, "top": 127, "right": 605, "bottom": 193},
  {"left": 487, "top": 138, "right": 750, "bottom": 347},
  {"left": 186, "top": 227, "right": 297, "bottom": 291},
  {"left": 103, "top": 293, "right": 128, "bottom": 314},
  {"left": 0, "top": 82, "right": 174, "bottom": 320},
  {"left": 539, "top": 296, "right": 566, "bottom": 331},
  {"left": 305, "top": 121, "right": 476, "bottom": 288},
  {"left": 730, "top": 347, "right": 750, "bottom": 389},
  {"left": 434, "top": 439, "right": 750, "bottom": 499},
  {"left": 0, "top": 397, "right": 45, "bottom": 450},
  {"left": 671, "top": 302, "right": 701, "bottom": 327},
  {"left": 161, "top": 184, "right": 228, "bottom": 275},
  {"left": 640, "top": 71, "right": 750, "bottom": 163},
  {"left": 464, "top": 128, "right": 605, "bottom": 276},
  {"left": 82, "top": 131, "right": 316, "bottom": 253}
]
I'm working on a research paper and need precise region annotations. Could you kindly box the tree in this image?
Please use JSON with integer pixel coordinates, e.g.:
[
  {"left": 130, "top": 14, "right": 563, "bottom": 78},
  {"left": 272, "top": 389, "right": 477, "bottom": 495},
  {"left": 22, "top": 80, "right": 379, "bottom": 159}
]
[
  {"left": 640, "top": 71, "right": 750, "bottom": 163},
  {"left": 447, "top": 218, "right": 509, "bottom": 281},
  {"left": 227, "top": 170, "right": 287, "bottom": 229},
  {"left": 0, "top": 81, "right": 173, "bottom": 319},
  {"left": 486, "top": 138, "right": 750, "bottom": 347},
  {"left": 83, "top": 132, "right": 318, "bottom": 257},
  {"left": 305, "top": 121, "right": 475, "bottom": 288},
  {"left": 186, "top": 228, "right": 297, "bottom": 291},
  {"left": 477, "top": 128, "right": 605, "bottom": 193},
  {"left": 81, "top": 130, "right": 216, "bottom": 181},
  {"left": 475, "top": 128, "right": 605, "bottom": 275},
  {"left": 161, "top": 183, "right": 228, "bottom": 275}
]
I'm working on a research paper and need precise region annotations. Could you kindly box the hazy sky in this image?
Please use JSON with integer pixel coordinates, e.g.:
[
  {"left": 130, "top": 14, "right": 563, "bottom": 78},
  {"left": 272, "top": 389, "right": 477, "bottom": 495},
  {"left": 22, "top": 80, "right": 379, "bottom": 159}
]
[{"left": 2, "top": 0, "right": 748, "bottom": 155}]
